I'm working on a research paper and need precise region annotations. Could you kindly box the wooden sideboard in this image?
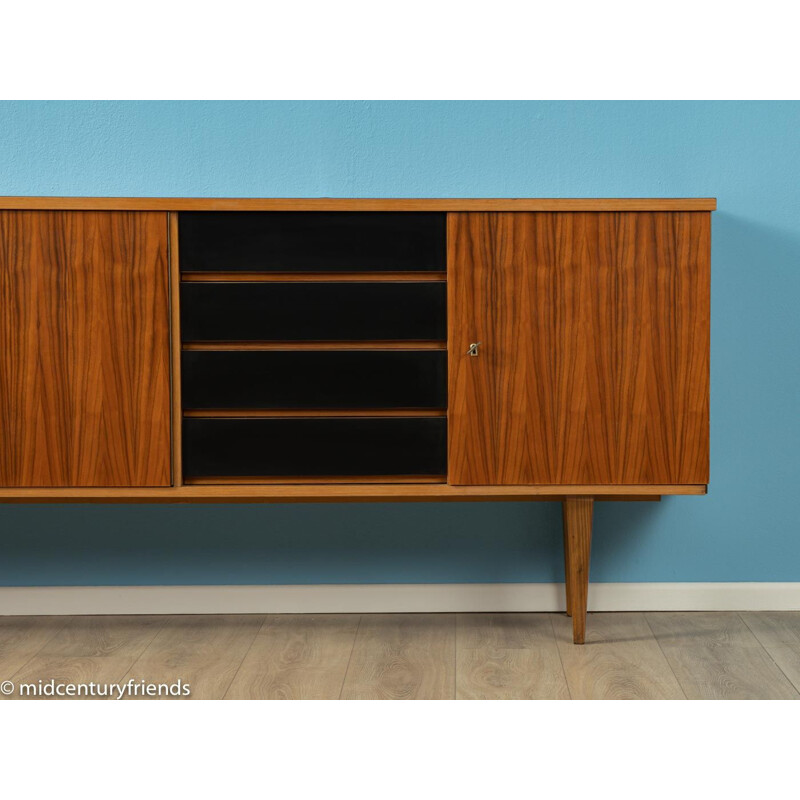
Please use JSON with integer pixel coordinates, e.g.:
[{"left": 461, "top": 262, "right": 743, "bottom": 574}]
[{"left": 0, "top": 197, "right": 714, "bottom": 643}]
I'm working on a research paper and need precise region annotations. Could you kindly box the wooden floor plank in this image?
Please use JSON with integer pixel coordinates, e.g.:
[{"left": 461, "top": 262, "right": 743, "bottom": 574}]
[
  {"left": 341, "top": 614, "right": 455, "bottom": 700},
  {"left": 653, "top": 644, "right": 800, "bottom": 700},
  {"left": 647, "top": 612, "right": 799, "bottom": 700},
  {"left": 456, "top": 613, "right": 569, "bottom": 699},
  {"left": 0, "top": 616, "right": 68, "bottom": 677},
  {"left": 37, "top": 615, "right": 165, "bottom": 658},
  {"left": 646, "top": 612, "right": 759, "bottom": 647},
  {"left": 741, "top": 611, "right": 800, "bottom": 648},
  {"left": 739, "top": 612, "right": 800, "bottom": 695},
  {"left": 225, "top": 614, "right": 360, "bottom": 699},
  {"left": 553, "top": 613, "right": 686, "bottom": 699},
  {"left": 2, "top": 612, "right": 800, "bottom": 700},
  {"left": 122, "top": 614, "right": 265, "bottom": 700}
]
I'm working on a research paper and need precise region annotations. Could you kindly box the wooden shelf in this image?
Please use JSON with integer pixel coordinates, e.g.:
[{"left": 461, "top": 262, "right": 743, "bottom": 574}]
[
  {"left": 181, "top": 271, "right": 447, "bottom": 282},
  {"left": 182, "top": 341, "right": 447, "bottom": 351},
  {"left": 183, "top": 409, "right": 446, "bottom": 418},
  {"left": 184, "top": 475, "right": 447, "bottom": 485}
]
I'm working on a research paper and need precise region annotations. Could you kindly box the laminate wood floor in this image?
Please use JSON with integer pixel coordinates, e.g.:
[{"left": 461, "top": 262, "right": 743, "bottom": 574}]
[{"left": 1, "top": 612, "right": 799, "bottom": 700}]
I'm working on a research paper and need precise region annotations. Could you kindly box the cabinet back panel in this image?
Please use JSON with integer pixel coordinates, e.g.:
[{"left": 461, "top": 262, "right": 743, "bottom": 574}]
[
  {"left": 183, "top": 418, "right": 447, "bottom": 478},
  {"left": 449, "top": 211, "right": 710, "bottom": 485},
  {"left": 182, "top": 350, "right": 447, "bottom": 410},
  {"left": 179, "top": 212, "right": 446, "bottom": 272},
  {"left": 0, "top": 210, "right": 172, "bottom": 487},
  {"left": 181, "top": 282, "right": 446, "bottom": 342}
]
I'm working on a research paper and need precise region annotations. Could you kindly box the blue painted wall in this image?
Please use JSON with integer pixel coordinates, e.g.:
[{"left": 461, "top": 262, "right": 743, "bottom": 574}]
[{"left": 1, "top": 101, "right": 798, "bottom": 586}]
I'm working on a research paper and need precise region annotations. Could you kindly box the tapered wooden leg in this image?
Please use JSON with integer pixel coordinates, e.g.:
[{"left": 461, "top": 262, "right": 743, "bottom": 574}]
[
  {"left": 562, "top": 512, "right": 572, "bottom": 617},
  {"left": 562, "top": 497, "right": 594, "bottom": 644}
]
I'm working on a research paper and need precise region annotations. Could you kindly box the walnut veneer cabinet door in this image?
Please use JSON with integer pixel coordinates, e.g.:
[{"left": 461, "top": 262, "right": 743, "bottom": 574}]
[
  {"left": 449, "top": 212, "right": 710, "bottom": 485},
  {"left": 0, "top": 211, "right": 171, "bottom": 487}
]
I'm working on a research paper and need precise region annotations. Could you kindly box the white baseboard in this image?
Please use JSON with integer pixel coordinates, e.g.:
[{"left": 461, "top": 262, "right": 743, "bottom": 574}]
[{"left": 1, "top": 582, "right": 799, "bottom": 615}]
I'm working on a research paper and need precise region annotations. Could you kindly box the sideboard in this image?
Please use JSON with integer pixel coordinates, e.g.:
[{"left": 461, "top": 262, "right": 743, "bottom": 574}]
[{"left": 0, "top": 197, "right": 713, "bottom": 643}]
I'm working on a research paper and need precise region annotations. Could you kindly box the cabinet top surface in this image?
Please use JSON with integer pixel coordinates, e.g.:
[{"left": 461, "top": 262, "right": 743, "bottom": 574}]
[{"left": 0, "top": 197, "right": 717, "bottom": 212}]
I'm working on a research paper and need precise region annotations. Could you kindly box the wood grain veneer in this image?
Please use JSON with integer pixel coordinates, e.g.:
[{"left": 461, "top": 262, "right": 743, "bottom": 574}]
[
  {"left": 0, "top": 198, "right": 718, "bottom": 212},
  {"left": 169, "top": 212, "right": 182, "bottom": 486},
  {"left": 0, "top": 210, "right": 171, "bottom": 487},
  {"left": 449, "top": 211, "right": 710, "bottom": 486}
]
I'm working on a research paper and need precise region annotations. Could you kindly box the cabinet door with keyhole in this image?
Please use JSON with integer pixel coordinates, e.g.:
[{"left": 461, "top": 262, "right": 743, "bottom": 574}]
[{"left": 447, "top": 211, "right": 710, "bottom": 486}]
